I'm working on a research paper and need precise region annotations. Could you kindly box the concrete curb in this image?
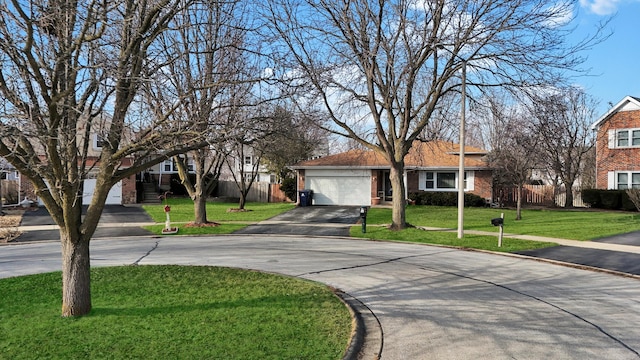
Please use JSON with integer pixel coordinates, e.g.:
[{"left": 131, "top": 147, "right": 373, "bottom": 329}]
[{"left": 336, "top": 290, "right": 383, "bottom": 360}]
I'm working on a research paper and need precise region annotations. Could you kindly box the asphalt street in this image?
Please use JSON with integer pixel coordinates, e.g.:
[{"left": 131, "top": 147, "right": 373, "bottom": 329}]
[
  {"left": 2, "top": 236, "right": 639, "bottom": 359},
  {"left": 10, "top": 205, "right": 640, "bottom": 275}
]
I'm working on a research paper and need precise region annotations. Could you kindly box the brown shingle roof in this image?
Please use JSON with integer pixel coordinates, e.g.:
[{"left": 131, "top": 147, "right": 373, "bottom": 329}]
[{"left": 293, "top": 140, "right": 488, "bottom": 169}]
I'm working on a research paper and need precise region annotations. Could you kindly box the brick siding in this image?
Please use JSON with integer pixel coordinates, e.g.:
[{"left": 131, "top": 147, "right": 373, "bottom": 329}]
[{"left": 595, "top": 110, "right": 640, "bottom": 189}]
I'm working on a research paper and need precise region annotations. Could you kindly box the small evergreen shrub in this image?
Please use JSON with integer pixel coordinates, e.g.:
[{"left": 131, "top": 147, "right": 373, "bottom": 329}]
[{"left": 281, "top": 177, "right": 297, "bottom": 202}]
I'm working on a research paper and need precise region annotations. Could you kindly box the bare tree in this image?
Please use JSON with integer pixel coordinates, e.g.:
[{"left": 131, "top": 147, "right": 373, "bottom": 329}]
[
  {"left": 264, "top": 0, "right": 604, "bottom": 229},
  {"left": 144, "top": 0, "right": 252, "bottom": 224},
  {"left": 0, "top": 0, "right": 208, "bottom": 316},
  {"left": 482, "top": 94, "right": 540, "bottom": 220},
  {"left": 224, "top": 103, "right": 284, "bottom": 210},
  {"left": 529, "top": 87, "right": 597, "bottom": 207},
  {"left": 261, "top": 106, "right": 329, "bottom": 181}
]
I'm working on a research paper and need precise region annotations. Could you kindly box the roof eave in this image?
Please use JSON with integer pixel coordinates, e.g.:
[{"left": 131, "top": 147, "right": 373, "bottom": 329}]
[{"left": 590, "top": 96, "right": 640, "bottom": 130}]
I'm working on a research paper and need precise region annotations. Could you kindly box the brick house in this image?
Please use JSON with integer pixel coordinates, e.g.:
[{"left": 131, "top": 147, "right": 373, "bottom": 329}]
[
  {"left": 15, "top": 115, "right": 138, "bottom": 205},
  {"left": 591, "top": 96, "right": 640, "bottom": 190},
  {"left": 291, "top": 140, "right": 493, "bottom": 206}
]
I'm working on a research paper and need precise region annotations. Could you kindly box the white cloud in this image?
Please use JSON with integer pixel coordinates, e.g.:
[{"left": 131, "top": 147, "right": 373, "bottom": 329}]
[
  {"left": 580, "top": 0, "right": 620, "bottom": 15},
  {"left": 545, "top": 3, "right": 575, "bottom": 27}
]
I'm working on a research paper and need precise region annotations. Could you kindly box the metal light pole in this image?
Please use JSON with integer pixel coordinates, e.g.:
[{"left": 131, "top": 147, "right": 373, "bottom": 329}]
[{"left": 457, "top": 59, "right": 466, "bottom": 239}]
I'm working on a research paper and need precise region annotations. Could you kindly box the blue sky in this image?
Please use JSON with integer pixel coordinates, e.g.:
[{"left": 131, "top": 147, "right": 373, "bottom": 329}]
[{"left": 574, "top": 0, "right": 640, "bottom": 115}]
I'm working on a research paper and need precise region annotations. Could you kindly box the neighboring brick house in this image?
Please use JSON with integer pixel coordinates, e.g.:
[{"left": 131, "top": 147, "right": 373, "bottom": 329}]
[
  {"left": 14, "top": 115, "right": 138, "bottom": 205},
  {"left": 291, "top": 140, "right": 493, "bottom": 206},
  {"left": 591, "top": 96, "right": 640, "bottom": 190}
]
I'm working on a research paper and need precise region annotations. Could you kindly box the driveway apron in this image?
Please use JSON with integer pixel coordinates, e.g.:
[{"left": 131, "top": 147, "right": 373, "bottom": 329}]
[
  {"left": 233, "top": 206, "right": 362, "bottom": 236},
  {"left": 15, "top": 205, "right": 154, "bottom": 242}
]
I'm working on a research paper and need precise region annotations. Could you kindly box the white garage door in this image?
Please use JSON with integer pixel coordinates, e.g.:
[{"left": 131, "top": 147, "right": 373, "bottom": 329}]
[
  {"left": 83, "top": 179, "right": 122, "bottom": 205},
  {"left": 306, "top": 169, "right": 371, "bottom": 206}
]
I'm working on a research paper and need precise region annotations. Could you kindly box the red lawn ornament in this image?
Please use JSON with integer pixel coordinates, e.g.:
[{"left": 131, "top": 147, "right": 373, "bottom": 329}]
[{"left": 164, "top": 205, "right": 171, "bottom": 213}]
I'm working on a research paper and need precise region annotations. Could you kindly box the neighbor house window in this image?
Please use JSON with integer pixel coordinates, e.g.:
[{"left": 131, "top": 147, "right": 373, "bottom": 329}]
[
  {"left": 616, "top": 172, "right": 640, "bottom": 189},
  {"left": 162, "top": 158, "right": 194, "bottom": 173},
  {"left": 93, "top": 134, "right": 106, "bottom": 149},
  {"left": 615, "top": 129, "right": 640, "bottom": 148},
  {"left": 243, "top": 172, "right": 254, "bottom": 182},
  {"left": 244, "top": 156, "right": 252, "bottom": 165},
  {"left": 420, "top": 171, "right": 473, "bottom": 191}
]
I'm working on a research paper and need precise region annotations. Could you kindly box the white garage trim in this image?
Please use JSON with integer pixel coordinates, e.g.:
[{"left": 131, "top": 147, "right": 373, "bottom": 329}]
[
  {"left": 305, "top": 169, "right": 371, "bottom": 206},
  {"left": 83, "top": 179, "right": 122, "bottom": 205}
]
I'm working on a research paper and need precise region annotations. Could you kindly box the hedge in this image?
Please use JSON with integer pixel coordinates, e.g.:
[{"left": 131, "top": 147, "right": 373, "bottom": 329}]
[
  {"left": 409, "top": 191, "right": 486, "bottom": 207},
  {"left": 581, "top": 189, "right": 638, "bottom": 211}
]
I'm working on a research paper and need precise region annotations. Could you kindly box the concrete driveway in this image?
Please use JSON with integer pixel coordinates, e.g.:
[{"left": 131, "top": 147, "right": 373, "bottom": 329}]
[
  {"left": 2, "top": 236, "right": 639, "bottom": 359},
  {"left": 233, "top": 206, "right": 362, "bottom": 236},
  {"left": 14, "top": 205, "right": 154, "bottom": 242}
]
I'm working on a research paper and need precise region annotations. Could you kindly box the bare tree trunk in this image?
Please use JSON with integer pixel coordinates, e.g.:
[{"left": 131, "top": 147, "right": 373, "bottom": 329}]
[
  {"left": 389, "top": 162, "right": 406, "bottom": 230},
  {"left": 238, "top": 192, "right": 247, "bottom": 210},
  {"left": 516, "top": 184, "right": 523, "bottom": 220},
  {"left": 60, "top": 231, "right": 91, "bottom": 317},
  {"left": 564, "top": 185, "right": 574, "bottom": 208},
  {"left": 193, "top": 192, "right": 207, "bottom": 224}
]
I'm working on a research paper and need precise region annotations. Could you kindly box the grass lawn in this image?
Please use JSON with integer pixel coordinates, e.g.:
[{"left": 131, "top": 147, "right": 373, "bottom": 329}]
[
  {"left": 350, "top": 226, "right": 557, "bottom": 252},
  {"left": 0, "top": 266, "right": 351, "bottom": 360},
  {"left": 142, "top": 199, "right": 295, "bottom": 235},
  {"left": 361, "top": 206, "right": 640, "bottom": 241}
]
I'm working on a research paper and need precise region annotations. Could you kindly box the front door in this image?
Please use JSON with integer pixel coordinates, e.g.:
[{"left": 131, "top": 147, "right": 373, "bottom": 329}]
[{"left": 383, "top": 171, "right": 392, "bottom": 202}]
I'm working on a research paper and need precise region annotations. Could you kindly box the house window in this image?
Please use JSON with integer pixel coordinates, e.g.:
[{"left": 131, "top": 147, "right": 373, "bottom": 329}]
[
  {"left": 436, "top": 172, "right": 456, "bottom": 189},
  {"left": 162, "top": 158, "right": 194, "bottom": 173},
  {"left": 93, "top": 134, "right": 106, "bottom": 149},
  {"left": 616, "top": 172, "right": 640, "bottom": 189},
  {"left": 422, "top": 171, "right": 470, "bottom": 191},
  {"left": 425, "top": 172, "right": 434, "bottom": 189},
  {"left": 615, "top": 129, "right": 640, "bottom": 148},
  {"left": 243, "top": 172, "right": 254, "bottom": 182},
  {"left": 244, "top": 156, "right": 252, "bottom": 165}
]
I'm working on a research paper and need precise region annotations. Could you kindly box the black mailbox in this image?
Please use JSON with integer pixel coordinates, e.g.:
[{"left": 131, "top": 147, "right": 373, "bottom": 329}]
[
  {"left": 360, "top": 206, "right": 368, "bottom": 218},
  {"left": 491, "top": 217, "right": 504, "bottom": 226}
]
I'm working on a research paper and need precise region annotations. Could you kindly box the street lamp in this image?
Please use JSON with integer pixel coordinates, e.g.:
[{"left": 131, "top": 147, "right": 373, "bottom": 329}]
[
  {"left": 457, "top": 59, "right": 466, "bottom": 239},
  {"left": 434, "top": 45, "right": 467, "bottom": 238}
]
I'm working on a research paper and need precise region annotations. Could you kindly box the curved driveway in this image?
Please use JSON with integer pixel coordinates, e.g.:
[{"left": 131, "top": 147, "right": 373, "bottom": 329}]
[{"left": 2, "top": 235, "right": 639, "bottom": 359}]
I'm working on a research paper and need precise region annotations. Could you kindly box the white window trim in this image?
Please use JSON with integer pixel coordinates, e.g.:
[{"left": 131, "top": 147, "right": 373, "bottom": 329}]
[
  {"left": 418, "top": 170, "right": 474, "bottom": 191},
  {"left": 609, "top": 128, "right": 640, "bottom": 149},
  {"left": 608, "top": 170, "right": 640, "bottom": 189},
  {"left": 93, "top": 134, "right": 105, "bottom": 150},
  {"left": 162, "top": 158, "right": 195, "bottom": 173}
]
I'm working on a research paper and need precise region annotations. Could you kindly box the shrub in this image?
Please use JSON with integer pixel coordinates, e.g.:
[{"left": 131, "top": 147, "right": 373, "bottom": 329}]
[
  {"left": 281, "top": 177, "right": 297, "bottom": 202},
  {"left": 409, "top": 191, "right": 486, "bottom": 207},
  {"left": 600, "top": 190, "right": 622, "bottom": 209},
  {"left": 626, "top": 189, "right": 640, "bottom": 211},
  {"left": 621, "top": 190, "right": 638, "bottom": 211},
  {"left": 581, "top": 188, "right": 601, "bottom": 207}
]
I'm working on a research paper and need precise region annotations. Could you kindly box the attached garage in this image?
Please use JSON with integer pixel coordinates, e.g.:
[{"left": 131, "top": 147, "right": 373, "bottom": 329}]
[
  {"left": 38, "top": 179, "right": 123, "bottom": 206},
  {"left": 83, "top": 179, "right": 122, "bottom": 205},
  {"left": 305, "top": 169, "right": 371, "bottom": 206}
]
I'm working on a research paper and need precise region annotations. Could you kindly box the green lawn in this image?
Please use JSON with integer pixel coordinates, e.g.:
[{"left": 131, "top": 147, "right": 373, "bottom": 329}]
[
  {"left": 350, "top": 226, "right": 557, "bottom": 252},
  {"left": 0, "top": 266, "right": 351, "bottom": 360},
  {"left": 362, "top": 206, "right": 640, "bottom": 241},
  {"left": 142, "top": 199, "right": 295, "bottom": 235}
]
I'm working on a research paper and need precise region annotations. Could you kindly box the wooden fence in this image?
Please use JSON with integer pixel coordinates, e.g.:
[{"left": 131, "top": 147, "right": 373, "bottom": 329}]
[
  {"left": 216, "top": 181, "right": 290, "bottom": 203},
  {"left": 0, "top": 180, "right": 20, "bottom": 206},
  {"left": 496, "top": 185, "right": 586, "bottom": 208}
]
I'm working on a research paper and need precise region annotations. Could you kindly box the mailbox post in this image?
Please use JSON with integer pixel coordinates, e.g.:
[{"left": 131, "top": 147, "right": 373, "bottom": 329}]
[
  {"left": 360, "top": 206, "right": 369, "bottom": 233},
  {"left": 491, "top": 213, "right": 505, "bottom": 247}
]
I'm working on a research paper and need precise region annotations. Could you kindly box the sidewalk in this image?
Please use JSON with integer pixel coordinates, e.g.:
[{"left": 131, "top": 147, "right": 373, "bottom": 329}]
[{"left": 415, "top": 226, "right": 640, "bottom": 276}]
